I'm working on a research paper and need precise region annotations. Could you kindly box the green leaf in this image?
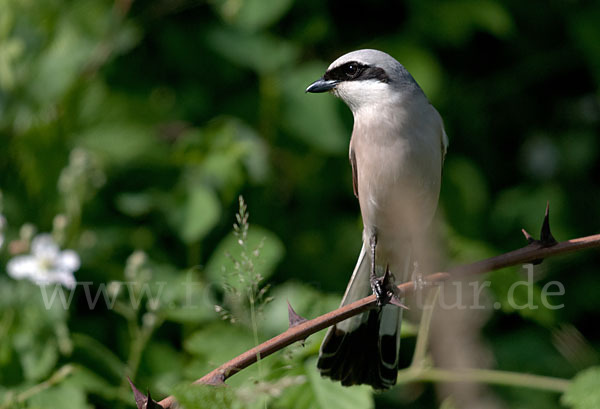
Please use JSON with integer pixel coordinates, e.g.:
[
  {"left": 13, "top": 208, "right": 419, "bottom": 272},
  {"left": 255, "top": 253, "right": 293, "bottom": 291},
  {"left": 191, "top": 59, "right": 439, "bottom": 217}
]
[
  {"left": 8, "top": 282, "right": 67, "bottom": 382},
  {"left": 443, "top": 224, "right": 496, "bottom": 265},
  {"left": 172, "top": 383, "right": 241, "bottom": 409},
  {"left": 305, "top": 358, "right": 373, "bottom": 409},
  {"left": 171, "top": 118, "right": 270, "bottom": 202},
  {"left": 491, "top": 184, "right": 570, "bottom": 241},
  {"left": 261, "top": 282, "right": 340, "bottom": 336},
  {"left": 17, "top": 339, "right": 58, "bottom": 382},
  {"left": 200, "top": 119, "right": 270, "bottom": 195},
  {"left": 26, "top": 381, "right": 87, "bottom": 409},
  {"left": 488, "top": 266, "right": 556, "bottom": 327},
  {"left": 142, "top": 342, "right": 185, "bottom": 395},
  {"left": 417, "top": 0, "right": 514, "bottom": 45},
  {"left": 67, "top": 365, "right": 121, "bottom": 401},
  {"left": 71, "top": 333, "right": 126, "bottom": 384},
  {"left": 184, "top": 323, "right": 257, "bottom": 382},
  {"left": 170, "top": 185, "right": 221, "bottom": 244},
  {"left": 562, "top": 367, "right": 600, "bottom": 409},
  {"left": 204, "top": 225, "right": 284, "bottom": 285},
  {"left": 207, "top": 27, "right": 298, "bottom": 74},
  {"left": 211, "top": 0, "right": 294, "bottom": 32},
  {"left": 281, "top": 63, "right": 348, "bottom": 154},
  {"left": 78, "top": 123, "right": 161, "bottom": 165},
  {"left": 0, "top": 36, "right": 24, "bottom": 91},
  {"left": 441, "top": 157, "right": 490, "bottom": 236},
  {"left": 160, "top": 272, "right": 216, "bottom": 324},
  {"left": 185, "top": 323, "right": 255, "bottom": 358},
  {"left": 115, "top": 192, "right": 155, "bottom": 217},
  {"left": 275, "top": 358, "right": 373, "bottom": 409},
  {"left": 568, "top": 8, "right": 600, "bottom": 84},
  {"left": 28, "top": 20, "right": 95, "bottom": 105},
  {"left": 111, "top": 21, "right": 142, "bottom": 57}
]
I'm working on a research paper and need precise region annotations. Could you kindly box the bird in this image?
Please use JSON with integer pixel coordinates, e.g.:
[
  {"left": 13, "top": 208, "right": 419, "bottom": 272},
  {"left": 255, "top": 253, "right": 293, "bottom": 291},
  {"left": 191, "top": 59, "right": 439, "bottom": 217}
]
[{"left": 306, "top": 49, "right": 448, "bottom": 389}]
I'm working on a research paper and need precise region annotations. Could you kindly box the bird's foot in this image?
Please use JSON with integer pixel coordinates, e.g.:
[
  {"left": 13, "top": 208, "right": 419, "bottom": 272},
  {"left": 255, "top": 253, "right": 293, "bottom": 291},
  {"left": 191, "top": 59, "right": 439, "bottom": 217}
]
[
  {"left": 370, "top": 265, "right": 408, "bottom": 309},
  {"left": 369, "top": 268, "right": 385, "bottom": 306}
]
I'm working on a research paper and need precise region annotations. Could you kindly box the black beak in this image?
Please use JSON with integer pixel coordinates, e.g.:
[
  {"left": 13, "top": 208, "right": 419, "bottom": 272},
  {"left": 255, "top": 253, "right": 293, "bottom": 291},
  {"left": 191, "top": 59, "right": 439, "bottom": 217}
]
[{"left": 305, "top": 78, "right": 338, "bottom": 93}]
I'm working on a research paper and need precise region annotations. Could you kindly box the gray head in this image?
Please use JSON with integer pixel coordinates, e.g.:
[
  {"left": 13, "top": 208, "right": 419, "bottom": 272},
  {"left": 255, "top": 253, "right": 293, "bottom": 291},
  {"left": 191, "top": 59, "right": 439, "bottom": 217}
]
[{"left": 306, "top": 49, "right": 421, "bottom": 112}]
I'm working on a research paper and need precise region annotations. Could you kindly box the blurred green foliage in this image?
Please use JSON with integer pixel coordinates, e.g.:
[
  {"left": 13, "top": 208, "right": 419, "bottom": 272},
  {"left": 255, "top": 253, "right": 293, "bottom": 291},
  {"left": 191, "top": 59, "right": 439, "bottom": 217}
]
[{"left": 1, "top": 0, "right": 600, "bottom": 408}]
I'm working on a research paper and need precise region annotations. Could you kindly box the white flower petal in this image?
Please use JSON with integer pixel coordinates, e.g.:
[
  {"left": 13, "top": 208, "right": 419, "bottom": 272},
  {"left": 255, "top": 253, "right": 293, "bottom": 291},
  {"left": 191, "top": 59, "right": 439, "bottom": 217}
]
[
  {"left": 57, "top": 250, "right": 80, "bottom": 272},
  {"left": 44, "top": 269, "right": 76, "bottom": 289},
  {"left": 31, "top": 234, "right": 60, "bottom": 258},
  {"left": 7, "top": 255, "right": 38, "bottom": 279},
  {"left": 6, "top": 233, "right": 80, "bottom": 289}
]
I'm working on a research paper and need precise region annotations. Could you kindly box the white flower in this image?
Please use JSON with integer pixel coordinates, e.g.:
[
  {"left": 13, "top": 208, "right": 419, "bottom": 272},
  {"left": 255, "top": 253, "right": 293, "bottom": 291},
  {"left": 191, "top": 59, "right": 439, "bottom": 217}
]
[{"left": 6, "top": 233, "right": 80, "bottom": 289}]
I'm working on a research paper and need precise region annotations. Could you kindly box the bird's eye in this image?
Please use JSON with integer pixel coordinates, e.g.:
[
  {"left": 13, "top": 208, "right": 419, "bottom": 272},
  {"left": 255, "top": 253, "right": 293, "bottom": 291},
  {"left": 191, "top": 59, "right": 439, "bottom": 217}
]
[{"left": 344, "top": 64, "right": 359, "bottom": 77}]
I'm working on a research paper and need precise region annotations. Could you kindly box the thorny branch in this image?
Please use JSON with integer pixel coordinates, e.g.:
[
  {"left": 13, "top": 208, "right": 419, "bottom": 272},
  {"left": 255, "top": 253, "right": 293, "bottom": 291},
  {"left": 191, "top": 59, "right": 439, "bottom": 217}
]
[{"left": 130, "top": 208, "right": 600, "bottom": 409}]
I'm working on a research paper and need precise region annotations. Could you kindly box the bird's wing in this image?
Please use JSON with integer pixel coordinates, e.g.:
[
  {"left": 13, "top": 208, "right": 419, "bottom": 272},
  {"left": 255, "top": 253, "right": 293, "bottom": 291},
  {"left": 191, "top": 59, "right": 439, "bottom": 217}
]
[
  {"left": 350, "top": 148, "right": 359, "bottom": 198},
  {"left": 441, "top": 127, "right": 448, "bottom": 165}
]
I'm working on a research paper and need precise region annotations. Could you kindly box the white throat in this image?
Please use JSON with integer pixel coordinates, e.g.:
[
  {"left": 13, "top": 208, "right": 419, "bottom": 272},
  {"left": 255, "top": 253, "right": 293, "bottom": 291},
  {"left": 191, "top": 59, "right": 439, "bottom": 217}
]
[{"left": 333, "top": 80, "right": 397, "bottom": 114}]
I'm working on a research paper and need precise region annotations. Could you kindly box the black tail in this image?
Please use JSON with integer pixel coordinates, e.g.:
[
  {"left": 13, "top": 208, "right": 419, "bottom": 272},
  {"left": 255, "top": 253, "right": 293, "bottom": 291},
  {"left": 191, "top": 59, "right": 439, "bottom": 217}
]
[
  {"left": 317, "top": 305, "right": 402, "bottom": 389},
  {"left": 317, "top": 244, "right": 403, "bottom": 389}
]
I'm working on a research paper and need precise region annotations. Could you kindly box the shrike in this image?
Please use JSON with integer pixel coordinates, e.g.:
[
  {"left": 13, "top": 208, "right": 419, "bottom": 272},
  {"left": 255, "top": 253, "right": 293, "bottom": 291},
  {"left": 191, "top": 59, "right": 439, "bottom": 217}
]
[{"left": 306, "top": 49, "right": 447, "bottom": 389}]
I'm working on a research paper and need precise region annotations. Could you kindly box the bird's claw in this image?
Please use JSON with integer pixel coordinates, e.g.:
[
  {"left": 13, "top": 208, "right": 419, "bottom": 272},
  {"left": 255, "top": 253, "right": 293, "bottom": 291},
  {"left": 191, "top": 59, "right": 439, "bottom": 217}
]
[{"left": 370, "top": 266, "right": 408, "bottom": 309}]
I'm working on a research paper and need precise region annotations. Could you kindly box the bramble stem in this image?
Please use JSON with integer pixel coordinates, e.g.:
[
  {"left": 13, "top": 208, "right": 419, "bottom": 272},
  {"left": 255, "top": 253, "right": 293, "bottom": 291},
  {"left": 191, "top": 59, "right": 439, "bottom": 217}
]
[{"left": 156, "top": 232, "right": 600, "bottom": 408}]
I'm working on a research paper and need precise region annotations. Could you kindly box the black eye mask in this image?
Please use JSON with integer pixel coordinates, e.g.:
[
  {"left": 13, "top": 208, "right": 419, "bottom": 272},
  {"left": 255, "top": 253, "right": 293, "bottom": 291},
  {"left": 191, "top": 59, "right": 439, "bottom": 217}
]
[{"left": 324, "top": 61, "right": 390, "bottom": 83}]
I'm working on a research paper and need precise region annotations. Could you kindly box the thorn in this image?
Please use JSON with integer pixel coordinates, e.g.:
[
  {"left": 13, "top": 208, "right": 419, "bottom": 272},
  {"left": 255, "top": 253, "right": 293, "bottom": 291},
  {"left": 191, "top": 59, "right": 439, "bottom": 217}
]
[
  {"left": 388, "top": 294, "right": 409, "bottom": 310},
  {"left": 287, "top": 300, "right": 307, "bottom": 328},
  {"left": 521, "top": 202, "right": 559, "bottom": 264},
  {"left": 521, "top": 228, "right": 535, "bottom": 244},
  {"left": 540, "top": 201, "right": 557, "bottom": 247},
  {"left": 127, "top": 377, "right": 163, "bottom": 409},
  {"left": 521, "top": 202, "right": 558, "bottom": 251},
  {"left": 146, "top": 390, "right": 163, "bottom": 409},
  {"left": 287, "top": 301, "right": 309, "bottom": 346},
  {"left": 200, "top": 372, "right": 226, "bottom": 386},
  {"left": 127, "top": 377, "right": 146, "bottom": 408}
]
